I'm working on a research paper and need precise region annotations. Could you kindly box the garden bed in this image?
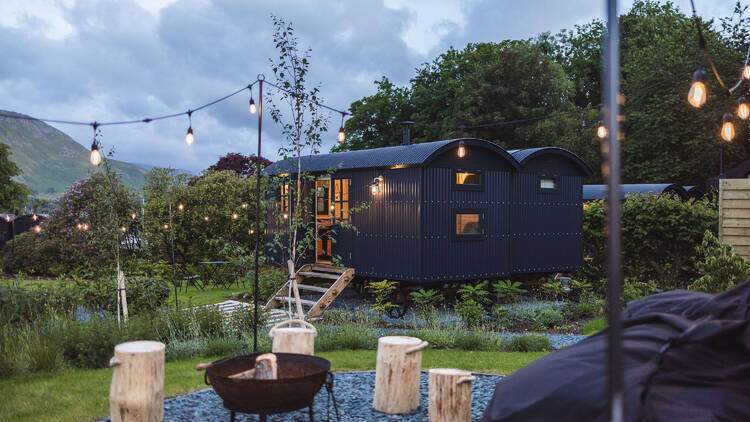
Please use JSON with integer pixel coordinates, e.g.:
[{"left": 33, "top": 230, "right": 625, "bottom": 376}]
[{"left": 99, "top": 371, "right": 503, "bottom": 422}]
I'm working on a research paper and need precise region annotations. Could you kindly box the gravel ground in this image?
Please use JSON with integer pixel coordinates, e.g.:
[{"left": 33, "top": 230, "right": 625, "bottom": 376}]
[{"left": 101, "top": 371, "right": 503, "bottom": 422}]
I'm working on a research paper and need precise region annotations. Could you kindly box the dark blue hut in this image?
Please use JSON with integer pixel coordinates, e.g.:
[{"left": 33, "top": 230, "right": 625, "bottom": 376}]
[{"left": 265, "top": 139, "right": 591, "bottom": 283}]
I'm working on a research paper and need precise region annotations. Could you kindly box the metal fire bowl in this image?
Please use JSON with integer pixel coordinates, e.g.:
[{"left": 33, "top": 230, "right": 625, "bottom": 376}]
[{"left": 205, "top": 352, "right": 331, "bottom": 414}]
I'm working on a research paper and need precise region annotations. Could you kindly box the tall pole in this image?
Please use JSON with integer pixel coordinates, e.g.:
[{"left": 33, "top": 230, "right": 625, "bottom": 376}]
[
  {"left": 168, "top": 186, "right": 178, "bottom": 310},
  {"left": 604, "top": 1, "right": 624, "bottom": 422},
  {"left": 253, "top": 76, "right": 264, "bottom": 353},
  {"left": 720, "top": 146, "right": 725, "bottom": 179}
]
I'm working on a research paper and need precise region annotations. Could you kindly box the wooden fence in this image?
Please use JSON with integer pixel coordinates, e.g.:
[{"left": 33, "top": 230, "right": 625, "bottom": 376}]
[{"left": 719, "top": 178, "right": 750, "bottom": 260}]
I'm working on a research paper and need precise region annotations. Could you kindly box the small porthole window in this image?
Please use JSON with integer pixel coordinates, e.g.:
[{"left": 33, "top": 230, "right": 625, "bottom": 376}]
[{"left": 540, "top": 178, "right": 556, "bottom": 189}]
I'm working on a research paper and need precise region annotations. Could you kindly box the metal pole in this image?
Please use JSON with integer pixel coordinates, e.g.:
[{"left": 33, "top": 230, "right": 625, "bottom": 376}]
[
  {"left": 253, "top": 77, "right": 264, "bottom": 352},
  {"left": 168, "top": 186, "right": 178, "bottom": 310},
  {"left": 604, "top": 1, "right": 624, "bottom": 421}
]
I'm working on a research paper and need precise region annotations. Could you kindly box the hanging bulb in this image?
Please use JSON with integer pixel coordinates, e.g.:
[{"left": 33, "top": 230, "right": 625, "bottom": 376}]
[
  {"left": 82, "top": 223, "right": 89, "bottom": 231},
  {"left": 34, "top": 225, "right": 41, "bottom": 233},
  {"left": 90, "top": 141, "right": 102, "bottom": 166},
  {"left": 177, "top": 203, "right": 184, "bottom": 211},
  {"left": 203, "top": 215, "right": 210, "bottom": 221},
  {"left": 76, "top": 223, "right": 82, "bottom": 230},
  {"left": 744, "top": 65, "right": 750, "bottom": 80},
  {"left": 337, "top": 126, "right": 345, "bottom": 142},
  {"left": 131, "top": 213, "right": 136, "bottom": 220},
  {"left": 738, "top": 97, "right": 750, "bottom": 120},
  {"left": 721, "top": 113, "right": 736, "bottom": 142},
  {"left": 597, "top": 121, "right": 608, "bottom": 138},
  {"left": 457, "top": 141, "right": 466, "bottom": 158},
  {"left": 121, "top": 226, "right": 127, "bottom": 232},
  {"left": 249, "top": 229, "right": 255, "bottom": 234},
  {"left": 185, "top": 127, "right": 194, "bottom": 146},
  {"left": 163, "top": 223, "right": 169, "bottom": 229},
  {"left": 32, "top": 214, "right": 38, "bottom": 221},
  {"left": 242, "top": 203, "right": 247, "bottom": 209},
  {"left": 249, "top": 97, "right": 256, "bottom": 114},
  {"left": 232, "top": 212, "right": 239, "bottom": 220},
  {"left": 687, "top": 68, "right": 707, "bottom": 108}
]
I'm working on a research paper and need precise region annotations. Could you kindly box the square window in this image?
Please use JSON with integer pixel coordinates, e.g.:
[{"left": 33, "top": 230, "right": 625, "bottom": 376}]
[
  {"left": 456, "top": 171, "right": 481, "bottom": 185},
  {"left": 540, "top": 178, "right": 556, "bottom": 189},
  {"left": 455, "top": 213, "right": 480, "bottom": 234}
]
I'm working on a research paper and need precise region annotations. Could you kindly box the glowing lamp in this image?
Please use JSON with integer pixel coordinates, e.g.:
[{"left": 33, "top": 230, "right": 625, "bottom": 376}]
[
  {"left": 739, "top": 97, "right": 750, "bottom": 120},
  {"left": 283, "top": 213, "right": 288, "bottom": 219},
  {"left": 597, "top": 121, "right": 608, "bottom": 138},
  {"left": 337, "top": 126, "right": 345, "bottom": 142},
  {"left": 744, "top": 65, "right": 750, "bottom": 80},
  {"left": 90, "top": 141, "right": 102, "bottom": 166},
  {"left": 687, "top": 69, "right": 707, "bottom": 108},
  {"left": 177, "top": 203, "right": 184, "bottom": 211},
  {"left": 232, "top": 212, "right": 239, "bottom": 219},
  {"left": 721, "top": 113, "right": 735, "bottom": 142},
  {"left": 249, "top": 98, "right": 257, "bottom": 114},
  {"left": 457, "top": 141, "right": 466, "bottom": 158},
  {"left": 121, "top": 226, "right": 127, "bottom": 232},
  {"left": 163, "top": 223, "right": 169, "bottom": 229},
  {"left": 34, "top": 225, "right": 41, "bottom": 233},
  {"left": 185, "top": 127, "right": 194, "bottom": 146}
]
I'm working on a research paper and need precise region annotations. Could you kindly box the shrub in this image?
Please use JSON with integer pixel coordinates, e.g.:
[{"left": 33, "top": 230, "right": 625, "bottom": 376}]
[
  {"left": 256, "top": 267, "right": 288, "bottom": 302},
  {"left": 454, "top": 300, "right": 486, "bottom": 328},
  {"left": 124, "top": 276, "right": 171, "bottom": 314},
  {"left": 533, "top": 307, "right": 564, "bottom": 329},
  {"left": 541, "top": 281, "right": 566, "bottom": 300},
  {"left": 0, "top": 283, "right": 82, "bottom": 324},
  {"left": 408, "top": 328, "right": 456, "bottom": 349},
  {"left": 204, "top": 337, "right": 244, "bottom": 357},
  {"left": 367, "top": 279, "right": 399, "bottom": 320},
  {"left": 457, "top": 281, "right": 490, "bottom": 304},
  {"left": 623, "top": 279, "right": 657, "bottom": 303},
  {"left": 335, "top": 326, "right": 377, "bottom": 350},
  {"left": 690, "top": 230, "right": 750, "bottom": 293},
  {"left": 507, "top": 334, "right": 551, "bottom": 352},
  {"left": 492, "top": 280, "right": 526, "bottom": 303},
  {"left": 410, "top": 288, "right": 444, "bottom": 324},
  {"left": 583, "top": 195, "right": 718, "bottom": 290}
]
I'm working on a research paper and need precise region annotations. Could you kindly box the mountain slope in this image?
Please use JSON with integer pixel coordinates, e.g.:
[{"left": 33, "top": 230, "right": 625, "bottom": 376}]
[{"left": 0, "top": 110, "right": 147, "bottom": 196}]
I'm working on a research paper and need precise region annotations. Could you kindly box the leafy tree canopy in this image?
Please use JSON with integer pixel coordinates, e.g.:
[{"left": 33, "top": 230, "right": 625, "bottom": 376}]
[
  {"left": 208, "top": 153, "right": 271, "bottom": 178},
  {"left": 0, "top": 142, "right": 31, "bottom": 211}
]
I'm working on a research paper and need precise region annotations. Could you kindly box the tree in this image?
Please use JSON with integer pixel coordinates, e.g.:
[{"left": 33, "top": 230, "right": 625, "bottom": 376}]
[
  {"left": 0, "top": 142, "right": 31, "bottom": 211},
  {"left": 208, "top": 153, "right": 271, "bottom": 177}
]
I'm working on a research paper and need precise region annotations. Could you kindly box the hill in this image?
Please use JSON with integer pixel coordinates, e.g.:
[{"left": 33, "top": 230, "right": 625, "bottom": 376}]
[{"left": 0, "top": 110, "right": 147, "bottom": 197}]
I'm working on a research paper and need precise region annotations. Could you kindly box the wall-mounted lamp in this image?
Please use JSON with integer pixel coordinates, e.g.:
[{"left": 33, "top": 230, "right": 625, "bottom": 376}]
[{"left": 457, "top": 141, "right": 466, "bottom": 158}]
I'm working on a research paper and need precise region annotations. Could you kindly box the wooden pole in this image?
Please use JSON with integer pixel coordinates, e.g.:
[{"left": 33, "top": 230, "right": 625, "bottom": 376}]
[
  {"left": 373, "top": 336, "right": 428, "bottom": 414},
  {"left": 109, "top": 341, "right": 165, "bottom": 422},
  {"left": 428, "top": 369, "right": 474, "bottom": 422}
]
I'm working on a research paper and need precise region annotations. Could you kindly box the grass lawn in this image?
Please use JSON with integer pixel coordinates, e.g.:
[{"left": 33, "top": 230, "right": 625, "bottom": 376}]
[
  {"left": 582, "top": 317, "right": 607, "bottom": 335},
  {"left": 0, "top": 349, "right": 546, "bottom": 422},
  {"left": 169, "top": 282, "right": 249, "bottom": 307}
]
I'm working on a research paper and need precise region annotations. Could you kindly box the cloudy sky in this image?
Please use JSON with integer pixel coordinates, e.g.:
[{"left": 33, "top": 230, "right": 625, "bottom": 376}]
[{"left": 0, "top": 0, "right": 734, "bottom": 172}]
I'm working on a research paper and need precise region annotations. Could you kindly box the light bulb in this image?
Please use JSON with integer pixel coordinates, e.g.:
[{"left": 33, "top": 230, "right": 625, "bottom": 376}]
[
  {"left": 232, "top": 212, "right": 238, "bottom": 219},
  {"left": 242, "top": 203, "right": 247, "bottom": 209},
  {"left": 250, "top": 229, "right": 254, "bottom": 234},
  {"left": 121, "top": 226, "right": 127, "bottom": 232},
  {"left": 203, "top": 216, "right": 210, "bottom": 221},
  {"left": 90, "top": 142, "right": 102, "bottom": 166},
  {"left": 34, "top": 225, "right": 41, "bottom": 233},
  {"left": 744, "top": 65, "right": 750, "bottom": 80},
  {"left": 739, "top": 97, "right": 750, "bottom": 120},
  {"left": 721, "top": 113, "right": 735, "bottom": 142},
  {"left": 283, "top": 213, "right": 288, "bottom": 219},
  {"left": 76, "top": 223, "right": 82, "bottom": 230},
  {"left": 82, "top": 223, "right": 88, "bottom": 231},
  {"left": 32, "top": 214, "right": 38, "bottom": 221},
  {"left": 131, "top": 213, "right": 136, "bottom": 220},
  {"left": 163, "top": 223, "right": 169, "bottom": 229},
  {"left": 597, "top": 121, "right": 608, "bottom": 138},
  {"left": 688, "top": 69, "right": 707, "bottom": 108},
  {"left": 177, "top": 203, "right": 184, "bottom": 211},
  {"left": 371, "top": 185, "right": 378, "bottom": 194},
  {"left": 185, "top": 127, "right": 194, "bottom": 146},
  {"left": 249, "top": 98, "right": 256, "bottom": 114},
  {"left": 337, "top": 126, "right": 345, "bottom": 142},
  {"left": 457, "top": 141, "right": 466, "bottom": 158}
]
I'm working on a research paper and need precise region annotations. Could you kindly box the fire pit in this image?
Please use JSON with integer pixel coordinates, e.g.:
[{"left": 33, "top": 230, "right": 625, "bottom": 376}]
[{"left": 198, "top": 352, "right": 332, "bottom": 422}]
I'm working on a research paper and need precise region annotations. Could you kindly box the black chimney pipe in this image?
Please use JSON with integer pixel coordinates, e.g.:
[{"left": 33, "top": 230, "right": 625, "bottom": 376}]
[{"left": 401, "top": 121, "right": 414, "bottom": 145}]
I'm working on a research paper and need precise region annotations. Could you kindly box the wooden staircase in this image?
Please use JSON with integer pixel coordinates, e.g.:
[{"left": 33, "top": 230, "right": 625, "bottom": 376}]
[{"left": 265, "top": 263, "right": 355, "bottom": 325}]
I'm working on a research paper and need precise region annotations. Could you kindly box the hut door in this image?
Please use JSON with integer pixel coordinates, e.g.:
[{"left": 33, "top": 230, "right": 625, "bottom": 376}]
[
  {"left": 331, "top": 177, "right": 353, "bottom": 266},
  {"left": 315, "top": 178, "right": 332, "bottom": 263}
]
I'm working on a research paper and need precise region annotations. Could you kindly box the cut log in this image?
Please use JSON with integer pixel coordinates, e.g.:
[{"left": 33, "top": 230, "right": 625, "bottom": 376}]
[
  {"left": 109, "top": 341, "right": 165, "bottom": 422},
  {"left": 373, "top": 336, "right": 429, "bottom": 414},
  {"left": 428, "top": 368, "right": 475, "bottom": 422},
  {"left": 254, "top": 353, "right": 278, "bottom": 380},
  {"left": 269, "top": 319, "right": 317, "bottom": 355}
]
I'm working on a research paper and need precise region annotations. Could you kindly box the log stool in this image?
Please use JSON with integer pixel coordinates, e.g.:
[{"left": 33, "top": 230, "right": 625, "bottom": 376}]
[
  {"left": 373, "top": 336, "right": 429, "bottom": 414},
  {"left": 109, "top": 341, "right": 165, "bottom": 422},
  {"left": 269, "top": 319, "right": 317, "bottom": 355},
  {"left": 428, "top": 368, "right": 475, "bottom": 422}
]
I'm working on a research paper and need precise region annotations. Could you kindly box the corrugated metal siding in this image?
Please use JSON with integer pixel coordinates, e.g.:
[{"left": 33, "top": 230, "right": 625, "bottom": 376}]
[
  {"left": 511, "top": 173, "right": 583, "bottom": 273},
  {"left": 348, "top": 167, "right": 422, "bottom": 280},
  {"left": 421, "top": 168, "right": 512, "bottom": 282}
]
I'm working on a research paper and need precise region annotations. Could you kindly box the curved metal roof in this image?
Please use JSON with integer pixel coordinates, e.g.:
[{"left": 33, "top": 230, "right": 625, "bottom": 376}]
[
  {"left": 510, "top": 147, "right": 593, "bottom": 177},
  {"left": 583, "top": 184, "right": 689, "bottom": 201},
  {"left": 264, "top": 138, "right": 520, "bottom": 175}
]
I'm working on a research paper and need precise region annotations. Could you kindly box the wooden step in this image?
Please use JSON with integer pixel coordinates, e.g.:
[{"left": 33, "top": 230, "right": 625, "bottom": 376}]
[
  {"left": 298, "top": 271, "right": 340, "bottom": 280},
  {"left": 275, "top": 296, "right": 317, "bottom": 307},
  {"left": 297, "top": 284, "right": 329, "bottom": 293},
  {"left": 311, "top": 264, "right": 347, "bottom": 274}
]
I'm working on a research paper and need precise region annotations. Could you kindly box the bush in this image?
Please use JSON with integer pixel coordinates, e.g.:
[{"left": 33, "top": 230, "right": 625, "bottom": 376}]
[
  {"left": 533, "top": 307, "right": 564, "bottom": 329},
  {"left": 583, "top": 195, "right": 718, "bottom": 290},
  {"left": 124, "top": 276, "right": 171, "bottom": 314},
  {"left": 690, "top": 230, "right": 750, "bottom": 293},
  {"left": 410, "top": 288, "right": 444, "bottom": 324},
  {"left": 492, "top": 280, "right": 526, "bottom": 303},
  {"left": 0, "top": 283, "right": 82, "bottom": 324},
  {"left": 507, "top": 334, "right": 551, "bottom": 352},
  {"left": 367, "top": 279, "right": 399, "bottom": 320},
  {"left": 408, "top": 328, "right": 456, "bottom": 349},
  {"left": 454, "top": 300, "right": 486, "bottom": 328},
  {"left": 623, "top": 279, "right": 657, "bottom": 303},
  {"left": 335, "top": 326, "right": 377, "bottom": 350}
]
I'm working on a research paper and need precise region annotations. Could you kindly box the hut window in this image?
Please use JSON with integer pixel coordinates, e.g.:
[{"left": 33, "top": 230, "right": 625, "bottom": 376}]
[
  {"left": 453, "top": 169, "right": 484, "bottom": 191},
  {"left": 316, "top": 184, "right": 329, "bottom": 216},
  {"left": 453, "top": 209, "right": 484, "bottom": 240},
  {"left": 540, "top": 177, "right": 557, "bottom": 190},
  {"left": 332, "top": 178, "right": 350, "bottom": 223},
  {"left": 280, "top": 184, "right": 289, "bottom": 212}
]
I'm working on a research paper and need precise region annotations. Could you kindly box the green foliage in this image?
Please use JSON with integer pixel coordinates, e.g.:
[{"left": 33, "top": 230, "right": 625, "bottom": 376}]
[
  {"left": 0, "top": 142, "right": 31, "bottom": 210},
  {"left": 367, "top": 279, "right": 399, "bottom": 320},
  {"left": 507, "top": 334, "right": 552, "bottom": 352},
  {"left": 623, "top": 279, "right": 657, "bottom": 303},
  {"left": 568, "top": 280, "right": 592, "bottom": 301},
  {"left": 410, "top": 288, "right": 444, "bottom": 323},
  {"left": 533, "top": 307, "right": 564, "bottom": 330},
  {"left": 582, "top": 317, "right": 608, "bottom": 335},
  {"left": 454, "top": 300, "right": 486, "bottom": 329},
  {"left": 0, "top": 283, "right": 81, "bottom": 325},
  {"left": 457, "top": 281, "right": 490, "bottom": 304},
  {"left": 492, "top": 280, "right": 526, "bottom": 303},
  {"left": 583, "top": 195, "right": 718, "bottom": 290},
  {"left": 689, "top": 230, "right": 750, "bottom": 293},
  {"left": 541, "top": 281, "right": 566, "bottom": 300}
]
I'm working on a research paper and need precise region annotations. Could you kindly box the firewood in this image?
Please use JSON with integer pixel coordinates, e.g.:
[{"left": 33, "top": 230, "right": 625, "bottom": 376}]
[{"left": 254, "top": 353, "right": 278, "bottom": 380}]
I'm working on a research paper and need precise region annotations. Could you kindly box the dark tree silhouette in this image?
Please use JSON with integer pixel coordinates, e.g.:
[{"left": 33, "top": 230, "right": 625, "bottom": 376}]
[{"left": 208, "top": 153, "right": 272, "bottom": 177}]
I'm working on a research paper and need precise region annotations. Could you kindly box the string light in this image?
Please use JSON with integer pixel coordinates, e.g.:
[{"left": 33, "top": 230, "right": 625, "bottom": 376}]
[
  {"left": 232, "top": 212, "right": 239, "bottom": 219},
  {"left": 721, "top": 113, "right": 735, "bottom": 142},
  {"left": 688, "top": 68, "right": 707, "bottom": 108},
  {"left": 34, "top": 225, "right": 41, "bottom": 233},
  {"left": 89, "top": 123, "right": 102, "bottom": 166},
  {"left": 242, "top": 203, "right": 247, "bottom": 209},
  {"left": 337, "top": 113, "right": 346, "bottom": 142},
  {"left": 121, "top": 226, "right": 127, "bottom": 232},
  {"left": 249, "top": 86, "right": 257, "bottom": 114},
  {"left": 32, "top": 213, "right": 38, "bottom": 221},
  {"left": 131, "top": 213, "right": 137, "bottom": 220},
  {"left": 163, "top": 223, "right": 169, "bottom": 229},
  {"left": 249, "top": 229, "right": 255, "bottom": 234},
  {"left": 738, "top": 97, "right": 750, "bottom": 120},
  {"left": 597, "top": 121, "right": 608, "bottom": 138},
  {"left": 203, "top": 216, "right": 210, "bottom": 221},
  {"left": 457, "top": 141, "right": 466, "bottom": 158},
  {"left": 185, "top": 111, "right": 194, "bottom": 146},
  {"left": 745, "top": 65, "right": 750, "bottom": 80},
  {"left": 76, "top": 223, "right": 82, "bottom": 230},
  {"left": 177, "top": 203, "right": 184, "bottom": 211},
  {"left": 82, "top": 223, "right": 89, "bottom": 231},
  {"left": 283, "top": 213, "right": 288, "bottom": 219}
]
